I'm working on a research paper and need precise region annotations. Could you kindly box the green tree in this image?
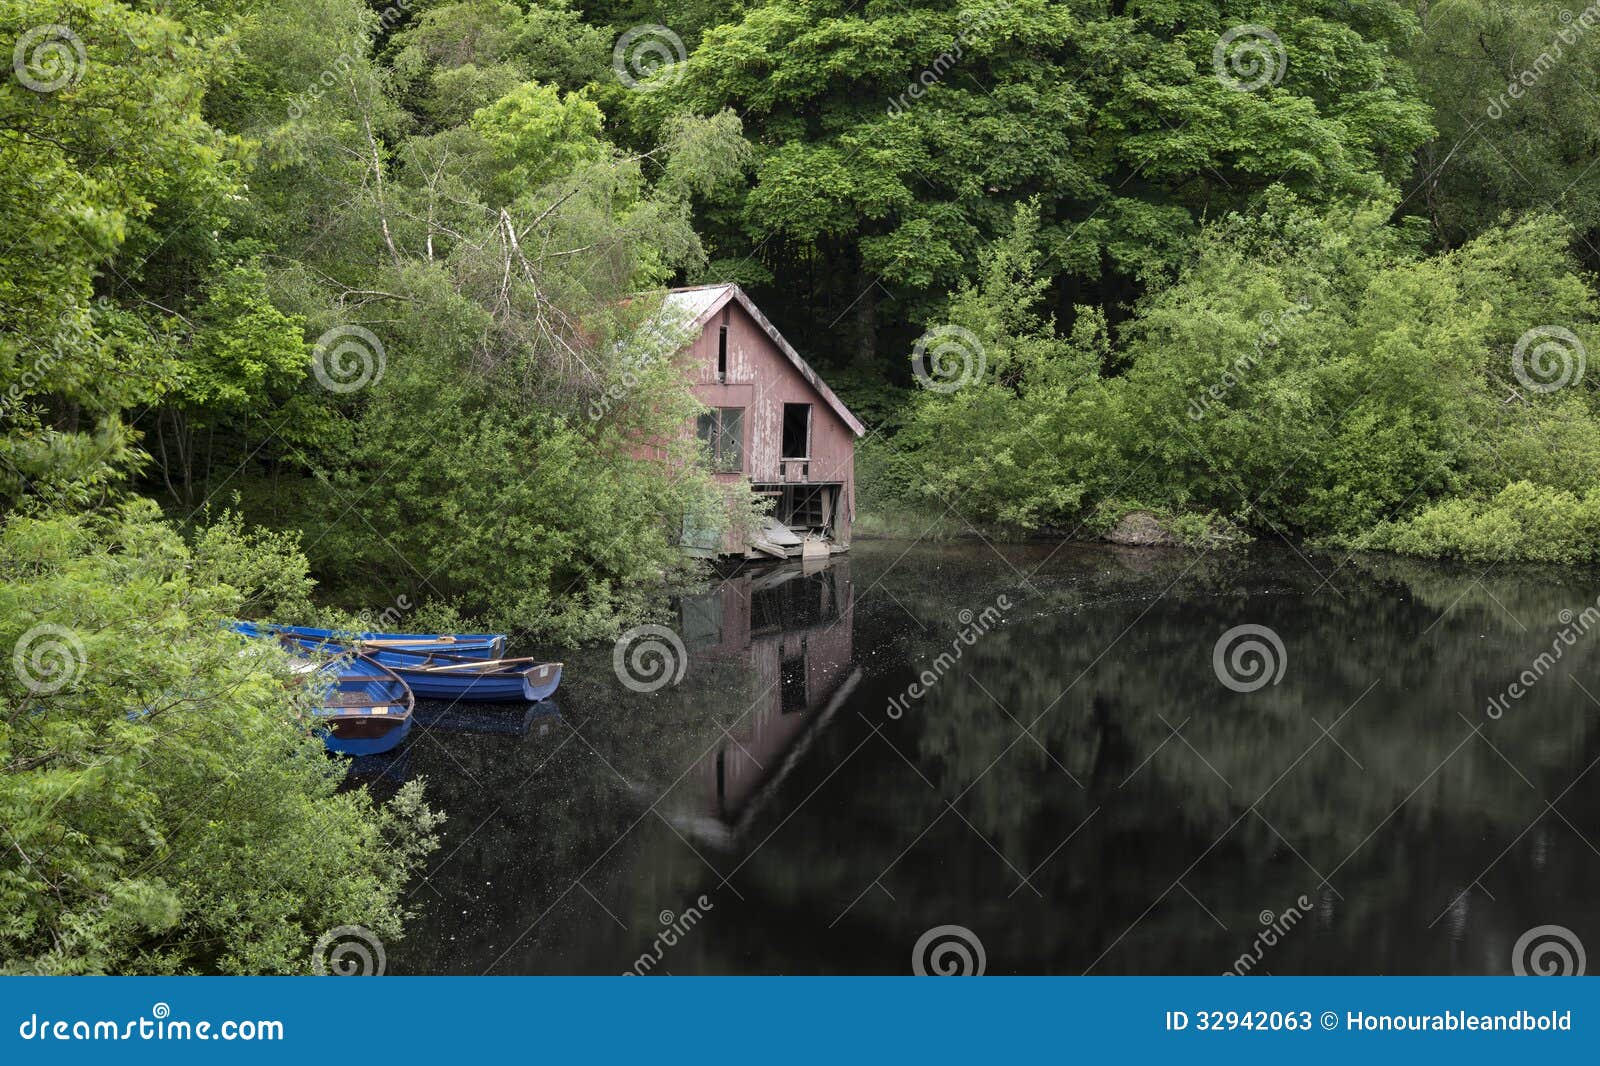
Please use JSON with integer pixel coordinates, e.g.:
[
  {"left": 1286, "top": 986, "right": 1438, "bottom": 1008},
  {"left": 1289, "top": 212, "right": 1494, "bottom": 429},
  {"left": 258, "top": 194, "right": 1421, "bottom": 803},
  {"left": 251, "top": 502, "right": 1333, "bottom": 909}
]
[
  {"left": 644, "top": 0, "right": 1433, "bottom": 369},
  {"left": 388, "top": 0, "right": 609, "bottom": 128},
  {"left": 886, "top": 201, "right": 1107, "bottom": 529},
  {"left": 0, "top": 0, "right": 241, "bottom": 508},
  {"left": 1111, "top": 198, "right": 1600, "bottom": 539},
  {"left": 886, "top": 192, "right": 1600, "bottom": 557},
  {"left": 0, "top": 503, "right": 441, "bottom": 974},
  {"left": 1405, "top": 0, "right": 1600, "bottom": 258}
]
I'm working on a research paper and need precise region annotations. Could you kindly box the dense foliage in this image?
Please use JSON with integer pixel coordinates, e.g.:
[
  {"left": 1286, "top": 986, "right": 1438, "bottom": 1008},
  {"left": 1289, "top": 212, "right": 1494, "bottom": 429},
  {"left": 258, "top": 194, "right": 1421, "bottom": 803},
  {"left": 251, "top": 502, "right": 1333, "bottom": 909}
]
[
  {"left": 0, "top": 503, "right": 442, "bottom": 973},
  {"left": 646, "top": 0, "right": 1433, "bottom": 362},
  {"left": 6, "top": 0, "right": 1600, "bottom": 971},
  {"left": 877, "top": 194, "right": 1600, "bottom": 550}
]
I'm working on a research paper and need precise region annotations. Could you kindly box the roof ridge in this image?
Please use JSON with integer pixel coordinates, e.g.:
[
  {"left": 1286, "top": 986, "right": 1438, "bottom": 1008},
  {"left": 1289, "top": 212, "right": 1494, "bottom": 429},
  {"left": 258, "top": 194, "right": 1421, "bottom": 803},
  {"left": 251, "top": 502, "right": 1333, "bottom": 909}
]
[{"left": 662, "top": 283, "right": 865, "bottom": 437}]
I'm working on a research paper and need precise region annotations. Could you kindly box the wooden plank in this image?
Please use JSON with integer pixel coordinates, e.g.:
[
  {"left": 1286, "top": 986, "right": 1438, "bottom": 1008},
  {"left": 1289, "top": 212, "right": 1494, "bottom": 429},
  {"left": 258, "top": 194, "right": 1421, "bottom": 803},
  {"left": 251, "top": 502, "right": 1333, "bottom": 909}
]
[
  {"left": 751, "top": 540, "right": 787, "bottom": 560},
  {"left": 323, "top": 697, "right": 404, "bottom": 710}
]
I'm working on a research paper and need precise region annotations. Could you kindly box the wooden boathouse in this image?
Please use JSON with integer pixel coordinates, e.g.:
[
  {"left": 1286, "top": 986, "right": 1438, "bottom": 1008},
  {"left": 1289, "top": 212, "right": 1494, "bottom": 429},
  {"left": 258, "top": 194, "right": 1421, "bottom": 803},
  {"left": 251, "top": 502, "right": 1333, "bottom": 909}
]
[{"left": 662, "top": 284, "right": 866, "bottom": 559}]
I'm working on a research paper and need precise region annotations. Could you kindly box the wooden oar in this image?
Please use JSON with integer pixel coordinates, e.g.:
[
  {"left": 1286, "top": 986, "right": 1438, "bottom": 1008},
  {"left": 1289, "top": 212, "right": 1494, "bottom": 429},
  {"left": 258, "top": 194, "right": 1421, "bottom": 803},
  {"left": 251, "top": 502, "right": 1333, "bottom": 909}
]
[
  {"left": 283, "top": 636, "right": 482, "bottom": 664},
  {"left": 358, "top": 636, "right": 461, "bottom": 647},
  {"left": 416, "top": 657, "right": 545, "bottom": 673}
]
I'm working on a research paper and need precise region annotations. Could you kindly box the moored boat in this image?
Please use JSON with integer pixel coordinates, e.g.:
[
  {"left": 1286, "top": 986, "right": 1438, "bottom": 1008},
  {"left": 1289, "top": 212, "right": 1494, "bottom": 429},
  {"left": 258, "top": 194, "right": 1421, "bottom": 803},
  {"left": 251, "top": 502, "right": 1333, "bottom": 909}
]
[
  {"left": 386, "top": 657, "right": 562, "bottom": 703},
  {"left": 234, "top": 621, "right": 506, "bottom": 659},
  {"left": 294, "top": 652, "right": 415, "bottom": 755},
  {"left": 291, "top": 640, "right": 562, "bottom": 702}
]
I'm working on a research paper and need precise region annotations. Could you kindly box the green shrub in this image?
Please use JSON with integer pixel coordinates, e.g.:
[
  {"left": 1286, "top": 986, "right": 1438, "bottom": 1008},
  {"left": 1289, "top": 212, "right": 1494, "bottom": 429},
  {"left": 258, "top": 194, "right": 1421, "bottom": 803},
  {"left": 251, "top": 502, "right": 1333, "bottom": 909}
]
[
  {"left": 885, "top": 194, "right": 1600, "bottom": 561},
  {"left": 0, "top": 503, "right": 441, "bottom": 974},
  {"left": 1360, "top": 482, "right": 1600, "bottom": 564}
]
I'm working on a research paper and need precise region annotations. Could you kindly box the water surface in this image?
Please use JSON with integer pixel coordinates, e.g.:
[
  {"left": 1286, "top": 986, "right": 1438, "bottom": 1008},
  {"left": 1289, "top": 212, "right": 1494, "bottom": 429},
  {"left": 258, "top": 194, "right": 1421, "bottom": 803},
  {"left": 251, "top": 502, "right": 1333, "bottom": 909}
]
[{"left": 387, "top": 540, "right": 1600, "bottom": 975}]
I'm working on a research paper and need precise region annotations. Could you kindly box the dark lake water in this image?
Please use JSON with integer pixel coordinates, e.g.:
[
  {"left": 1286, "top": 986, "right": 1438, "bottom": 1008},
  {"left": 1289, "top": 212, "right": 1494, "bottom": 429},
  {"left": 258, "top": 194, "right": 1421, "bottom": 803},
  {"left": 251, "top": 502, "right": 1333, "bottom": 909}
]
[{"left": 382, "top": 539, "right": 1600, "bottom": 975}]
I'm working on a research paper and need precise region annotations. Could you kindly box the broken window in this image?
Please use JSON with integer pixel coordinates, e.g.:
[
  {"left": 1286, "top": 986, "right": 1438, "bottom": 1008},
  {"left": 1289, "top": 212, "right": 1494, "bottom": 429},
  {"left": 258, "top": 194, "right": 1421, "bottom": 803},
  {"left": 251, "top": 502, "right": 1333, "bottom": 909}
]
[{"left": 696, "top": 407, "right": 744, "bottom": 472}]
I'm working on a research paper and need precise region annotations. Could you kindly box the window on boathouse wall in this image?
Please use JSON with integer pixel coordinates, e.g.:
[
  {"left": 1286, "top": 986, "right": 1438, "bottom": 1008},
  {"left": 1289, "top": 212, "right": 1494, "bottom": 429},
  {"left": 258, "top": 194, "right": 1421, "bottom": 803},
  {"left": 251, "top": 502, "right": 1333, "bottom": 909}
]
[
  {"left": 716, "top": 310, "right": 729, "bottom": 382},
  {"left": 781, "top": 403, "right": 811, "bottom": 459},
  {"left": 696, "top": 407, "right": 744, "bottom": 472}
]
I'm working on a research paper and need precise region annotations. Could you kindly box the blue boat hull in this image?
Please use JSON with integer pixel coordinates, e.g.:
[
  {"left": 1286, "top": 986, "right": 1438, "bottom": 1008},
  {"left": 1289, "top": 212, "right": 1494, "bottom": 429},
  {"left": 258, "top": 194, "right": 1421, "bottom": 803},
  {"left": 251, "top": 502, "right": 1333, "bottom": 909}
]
[
  {"left": 234, "top": 621, "right": 505, "bottom": 659},
  {"left": 323, "top": 716, "right": 413, "bottom": 755},
  {"left": 387, "top": 661, "right": 561, "bottom": 702},
  {"left": 302, "top": 653, "right": 416, "bottom": 756}
]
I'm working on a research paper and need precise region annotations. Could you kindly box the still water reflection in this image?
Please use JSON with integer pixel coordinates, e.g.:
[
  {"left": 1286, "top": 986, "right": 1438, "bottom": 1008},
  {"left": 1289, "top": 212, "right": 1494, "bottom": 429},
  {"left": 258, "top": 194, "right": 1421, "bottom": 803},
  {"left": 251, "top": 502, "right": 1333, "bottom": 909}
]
[{"left": 388, "top": 541, "right": 1600, "bottom": 974}]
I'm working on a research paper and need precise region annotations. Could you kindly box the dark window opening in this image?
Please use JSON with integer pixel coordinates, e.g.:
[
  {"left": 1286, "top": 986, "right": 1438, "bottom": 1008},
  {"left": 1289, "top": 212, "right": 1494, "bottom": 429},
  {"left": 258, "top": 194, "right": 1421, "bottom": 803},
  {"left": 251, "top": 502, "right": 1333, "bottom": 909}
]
[
  {"left": 781, "top": 403, "right": 811, "bottom": 459},
  {"left": 696, "top": 407, "right": 744, "bottom": 472},
  {"left": 751, "top": 484, "right": 839, "bottom": 537},
  {"left": 716, "top": 313, "right": 728, "bottom": 381},
  {"left": 714, "top": 747, "right": 727, "bottom": 815}
]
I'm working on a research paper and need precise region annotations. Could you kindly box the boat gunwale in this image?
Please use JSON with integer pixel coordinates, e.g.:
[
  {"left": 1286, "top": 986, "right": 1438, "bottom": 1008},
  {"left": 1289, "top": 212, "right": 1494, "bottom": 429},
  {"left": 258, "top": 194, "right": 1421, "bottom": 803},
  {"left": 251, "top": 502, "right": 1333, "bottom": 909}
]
[{"left": 297, "top": 647, "right": 416, "bottom": 724}]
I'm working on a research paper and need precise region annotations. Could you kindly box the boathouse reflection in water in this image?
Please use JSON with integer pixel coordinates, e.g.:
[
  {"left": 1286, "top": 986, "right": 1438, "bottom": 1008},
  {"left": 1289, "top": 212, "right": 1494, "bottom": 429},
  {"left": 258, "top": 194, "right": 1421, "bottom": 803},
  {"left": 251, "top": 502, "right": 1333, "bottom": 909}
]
[{"left": 670, "top": 557, "right": 860, "bottom": 846}]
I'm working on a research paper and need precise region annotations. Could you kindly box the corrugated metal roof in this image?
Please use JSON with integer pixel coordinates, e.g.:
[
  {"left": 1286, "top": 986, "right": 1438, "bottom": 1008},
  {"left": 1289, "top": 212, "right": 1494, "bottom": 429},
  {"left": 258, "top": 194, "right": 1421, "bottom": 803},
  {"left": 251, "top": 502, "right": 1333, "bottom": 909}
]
[{"left": 662, "top": 284, "right": 736, "bottom": 323}]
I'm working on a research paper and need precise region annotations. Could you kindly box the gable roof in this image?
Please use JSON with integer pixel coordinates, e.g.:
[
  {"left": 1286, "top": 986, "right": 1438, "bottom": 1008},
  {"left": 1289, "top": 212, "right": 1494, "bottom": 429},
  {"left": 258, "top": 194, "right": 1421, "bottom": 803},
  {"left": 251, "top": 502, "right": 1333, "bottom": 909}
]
[{"left": 663, "top": 284, "right": 866, "bottom": 437}]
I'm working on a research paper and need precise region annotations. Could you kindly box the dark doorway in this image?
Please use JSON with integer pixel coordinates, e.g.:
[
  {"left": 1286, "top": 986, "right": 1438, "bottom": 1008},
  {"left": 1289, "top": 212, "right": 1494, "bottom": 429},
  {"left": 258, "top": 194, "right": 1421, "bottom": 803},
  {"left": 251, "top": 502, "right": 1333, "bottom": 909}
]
[{"left": 781, "top": 403, "right": 811, "bottom": 459}]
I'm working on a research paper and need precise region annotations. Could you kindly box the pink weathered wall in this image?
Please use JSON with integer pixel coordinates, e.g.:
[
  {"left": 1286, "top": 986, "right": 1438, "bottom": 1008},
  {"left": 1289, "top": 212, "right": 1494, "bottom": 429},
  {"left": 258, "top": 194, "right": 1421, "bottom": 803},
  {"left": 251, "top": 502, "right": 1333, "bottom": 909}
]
[{"left": 685, "top": 302, "right": 856, "bottom": 512}]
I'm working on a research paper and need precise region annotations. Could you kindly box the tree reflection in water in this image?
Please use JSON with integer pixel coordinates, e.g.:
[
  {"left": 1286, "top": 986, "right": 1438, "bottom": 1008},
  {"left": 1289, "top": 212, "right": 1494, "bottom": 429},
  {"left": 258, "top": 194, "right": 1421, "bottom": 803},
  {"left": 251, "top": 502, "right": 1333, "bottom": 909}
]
[{"left": 392, "top": 542, "right": 1600, "bottom": 975}]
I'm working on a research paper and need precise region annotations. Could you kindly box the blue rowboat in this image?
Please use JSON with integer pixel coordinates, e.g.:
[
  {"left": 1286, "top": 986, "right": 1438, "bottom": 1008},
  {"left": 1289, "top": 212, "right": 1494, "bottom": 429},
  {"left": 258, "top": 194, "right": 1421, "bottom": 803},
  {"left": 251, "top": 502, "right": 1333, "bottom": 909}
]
[
  {"left": 386, "top": 657, "right": 562, "bottom": 703},
  {"left": 291, "top": 640, "right": 562, "bottom": 702},
  {"left": 233, "top": 621, "right": 505, "bottom": 659},
  {"left": 293, "top": 652, "right": 415, "bottom": 756}
]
